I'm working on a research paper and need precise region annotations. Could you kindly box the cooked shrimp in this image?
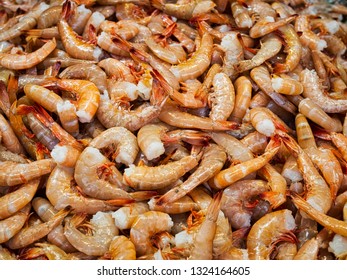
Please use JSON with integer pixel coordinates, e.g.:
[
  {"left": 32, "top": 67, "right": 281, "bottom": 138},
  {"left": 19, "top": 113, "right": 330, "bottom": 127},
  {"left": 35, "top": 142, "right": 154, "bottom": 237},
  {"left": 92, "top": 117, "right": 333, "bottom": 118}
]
[
  {"left": 247, "top": 209, "right": 296, "bottom": 260},
  {"left": 0, "top": 39, "right": 56, "bottom": 70},
  {"left": 59, "top": 64, "right": 107, "bottom": 93},
  {"left": 20, "top": 242, "right": 78, "bottom": 260},
  {"left": 98, "top": 58, "right": 136, "bottom": 83},
  {"left": 159, "top": 100, "right": 239, "bottom": 131},
  {"left": 240, "top": 131, "right": 268, "bottom": 155},
  {"left": 58, "top": 1, "right": 102, "bottom": 61},
  {"left": 169, "top": 30, "right": 213, "bottom": 82},
  {"left": 221, "top": 180, "right": 269, "bottom": 229},
  {"left": 32, "top": 197, "right": 76, "bottom": 253},
  {"left": 279, "top": 131, "right": 332, "bottom": 214},
  {"left": 6, "top": 207, "right": 70, "bottom": 250},
  {"left": 0, "top": 159, "right": 55, "bottom": 187},
  {"left": 249, "top": 14, "right": 296, "bottom": 39},
  {"left": 208, "top": 73, "right": 235, "bottom": 121},
  {"left": 235, "top": 34, "right": 283, "bottom": 73},
  {"left": 130, "top": 210, "right": 173, "bottom": 256},
  {"left": 271, "top": 74, "right": 303, "bottom": 96},
  {"left": 275, "top": 242, "right": 297, "bottom": 260},
  {"left": 37, "top": 5, "right": 62, "bottom": 29},
  {"left": 149, "top": 195, "right": 199, "bottom": 214},
  {"left": 189, "top": 192, "right": 222, "bottom": 260},
  {"left": 210, "top": 137, "right": 281, "bottom": 190},
  {"left": 46, "top": 166, "right": 122, "bottom": 214},
  {"left": 150, "top": 0, "right": 216, "bottom": 20},
  {"left": 231, "top": 1, "right": 253, "bottom": 28},
  {"left": 294, "top": 237, "right": 319, "bottom": 260},
  {"left": 229, "top": 76, "right": 252, "bottom": 123},
  {"left": 64, "top": 211, "right": 118, "bottom": 256},
  {"left": 104, "top": 236, "right": 136, "bottom": 260},
  {"left": 0, "top": 113, "right": 25, "bottom": 155},
  {"left": 156, "top": 144, "right": 226, "bottom": 205},
  {"left": 250, "top": 66, "right": 297, "bottom": 115},
  {"left": 123, "top": 146, "right": 203, "bottom": 190},
  {"left": 291, "top": 193, "right": 347, "bottom": 237},
  {"left": 0, "top": 203, "right": 31, "bottom": 244},
  {"left": 298, "top": 98, "right": 343, "bottom": 132}
]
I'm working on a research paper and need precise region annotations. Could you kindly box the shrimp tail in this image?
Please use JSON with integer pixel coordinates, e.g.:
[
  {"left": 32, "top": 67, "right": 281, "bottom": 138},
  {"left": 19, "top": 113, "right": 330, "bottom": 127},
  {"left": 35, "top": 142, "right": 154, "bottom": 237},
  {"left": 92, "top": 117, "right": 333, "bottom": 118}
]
[
  {"left": 260, "top": 191, "right": 286, "bottom": 209},
  {"left": 216, "top": 120, "right": 240, "bottom": 130},
  {"left": 130, "top": 191, "right": 158, "bottom": 201},
  {"left": 61, "top": 0, "right": 75, "bottom": 22},
  {"left": 312, "top": 128, "right": 331, "bottom": 141},
  {"left": 206, "top": 191, "right": 223, "bottom": 219},
  {"left": 150, "top": 0, "right": 165, "bottom": 10},
  {"left": 150, "top": 71, "right": 169, "bottom": 107},
  {"left": 106, "top": 198, "right": 136, "bottom": 206},
  {"left": 20, "top": 247, "right": 44, "bottom": 260},
  {"left": 273, "top": 63, "right": 290, "bottom": 74},
  {"left": 161, "top": 130, "right": 211, "bottom": 146}
]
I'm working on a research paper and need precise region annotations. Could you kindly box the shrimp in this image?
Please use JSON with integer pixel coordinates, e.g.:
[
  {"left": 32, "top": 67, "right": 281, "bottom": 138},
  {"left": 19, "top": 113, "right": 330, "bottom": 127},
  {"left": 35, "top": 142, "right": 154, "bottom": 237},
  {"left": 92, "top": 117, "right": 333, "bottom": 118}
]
[
  {"left": 111, "top": 202, "right": 149, "bottom": 230},
  {"left": 37, "top": 5, "right": 62, "bottom": 29},
  {"left": 169, "top": 30, "right": 213, "bottom": 82},
  {"left": 96, "top": 72, "right": 168, "bottom": 131},
  {"left": 58, "top": 1, "right": 103, "bottom": 61},
  {"left": 328, "top": 234, "right": 347, "bottom": 259},
  {"left": 275, "top": 242, "right": 297, "bottom": 260},
  {"left": 300, "top": 68, "right": 347, "bottom": 113},
  {"left": 231, "top": 1, "right": 253, "bottom": 29},
  {"left": 0, "top": 245, "right": 16, "bottom": 260},
  {"left": 0, "top": 2, "right": 49, "bottom": 41},
  {"left": 46, "top": 166, "right": 123, "bottom": 214},
  {"left": 123, "top": 146, "right": 203, "bottom": 190},
  {"left": 156, "top": 144, "right": 226, "bottom": 205},
  {"left": 0, "top": 159, "right": 55, "bottom": 187},
  {"left": 281, "top": 155, "right": 303, "bottom": 184},
  {"left": 209, "top": 137, "right": 281, "bottom": 190},
  {"left": 0, "top": 39, "right": 56, "bottom": 70},
  {"left": 137, "top": 123, "right": 168, "bottom": 161},
  {"left": 159, "top": 100, "right": 239, "bottom": 131},
  {"left": 235, "top": 34, "right": 283, "bottom": 73},
  {"left": 221, "top": 180, "right": 269, "bottom": 229},
  {"left": 32, "top": 197, "right": 76, "bottom": 253},
  {"left": 247, "top": 209, "right": 296, "bottom": 260},
  {"left": 64, "top": 211, "right": 118, "bottom": 256},
  {"left": 189, "top": 192, "right": 222, "bottom": 260},
  {"left": 20, "top": 242, "right": 78, "bottom": 260},
  {"left": 229, "top": 76, "right": 252, "bottom": 123},
  {"left": 98, "top": 58, "right": 136, "bottom": 83},
  {"left": 96, "top": 32, "right": 131, "bottom": 57},
  {"left": 271, "top": 74, "right": 303, "bottom": 96},
  {"left": 82, "top": 11, "right": 105, "bottom": 41},
  {"left": 250, "top": 66, "right": 297, "bottom": 115},
  {"left": 6, "top": 207, "right": 70, "bottom": 250},
  {"left": 150, "top": 0, "right": 216, "bottom": 20},
  {"left": 0, "top": 203, "right": 31, "bottom": 244},
  {"left": 149, "top": 195, "right": 199, "bottom": 214},
  {"left": 0, "top": 113, "right": 25, "bottom": 155},
  {"left": 298, "top": 98, "right": 343, "bottom": 133},
  {"left": 293, "top": 237, "right": 319, "bottom": 260},
  {"left": 239, "top": 131, "right": 268, "bottom": 155},
  {"left": 103, "top": 236, "right": 136, "bottom": 260},
  {"left": 59, "top": 64, "right": 107, "bottom": 93},
  {"left": 249, "top": 14, "right": 296, "bottom": 39},
  {"left": 130, "top": 210, "right": 173, "bottom": 256},
  {"left": 291, "top": 193, "right": 347, "bottom": 237},
  {"left": 208, "top": 73, "right": 235, "bottom": 121},
  {"left": 279, "top": 131, "right": 332, "bottom": 214}
]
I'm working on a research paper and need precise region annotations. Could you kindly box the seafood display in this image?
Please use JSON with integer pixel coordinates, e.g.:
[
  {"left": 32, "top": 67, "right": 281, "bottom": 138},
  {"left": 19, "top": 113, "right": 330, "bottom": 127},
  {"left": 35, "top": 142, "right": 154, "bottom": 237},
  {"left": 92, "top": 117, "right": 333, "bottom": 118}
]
[{"left": 1, "top": 0, "right": 347, "bottom": 260}]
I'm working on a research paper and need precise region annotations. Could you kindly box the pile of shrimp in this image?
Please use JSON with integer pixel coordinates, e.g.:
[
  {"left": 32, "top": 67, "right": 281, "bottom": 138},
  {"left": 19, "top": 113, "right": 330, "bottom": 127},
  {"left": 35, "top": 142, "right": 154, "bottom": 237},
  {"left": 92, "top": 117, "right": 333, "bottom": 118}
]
[{"left": 1, "top": 0, "right": 347, "bottom": 260}]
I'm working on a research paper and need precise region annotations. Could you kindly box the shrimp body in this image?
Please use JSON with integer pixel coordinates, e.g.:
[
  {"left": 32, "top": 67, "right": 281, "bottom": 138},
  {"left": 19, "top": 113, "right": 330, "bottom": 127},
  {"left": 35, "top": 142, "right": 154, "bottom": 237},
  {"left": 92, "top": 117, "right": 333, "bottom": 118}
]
[
  {"left": 229, "top": 76, "right": 252, "bottom": 123},
  {"left": 64, "top": 212, "right": 118, "bottom": 256},
  {"left": 123, "top": 148, "right": 203, "bottom": 190},
  {"left": 247, "top": 209, "right": 296, "bottom": 260},
  {"left": 149, "top": 195, "right": 199, "bottom": 214},
  {"left": 105, "top": 236, "right": 136, "bottom": 260},
  {"left": 130, "top": 210, "right": 173, "bottom": 256},
  {"left": 46, "top": 166, "right": 119, "bottom": 214},
  {"left": 0, "top": 159, "right": 55, "bottom": 187},
  {"left": 0, "top": 113, "right": 25, "bottom": 154},
  {"left": 170, "top": 32, "right": 213, "bottom": 82},
  {"left": 111, "top": 202, "right": 149, "bottom": 230},
  {"left": 210, "top": 139, "right": 280, "bottom": 190},
  {"left": 209, "top": 73, "right": 235, "bottom": 121},
  {"left": 157, "top": 144, "right": 226, "bottom": 204},
  {"left": 6, "top": 207, "right": 70, "bottom": 250},
  {"left": 0, "top": 39, "right": 56, "bottom": 70}
]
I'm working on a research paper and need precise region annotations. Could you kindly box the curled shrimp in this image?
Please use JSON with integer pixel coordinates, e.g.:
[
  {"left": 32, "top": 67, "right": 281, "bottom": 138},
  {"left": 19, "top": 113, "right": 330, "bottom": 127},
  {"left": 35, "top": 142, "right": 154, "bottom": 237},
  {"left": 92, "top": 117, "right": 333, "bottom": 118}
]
[
  {"left": 209, "top": 137, "right": 281, "bottom": 190},
  {"left": 247, "top": 209, "right": 296, "bottom": 260},
  {"left": 300, "top": 68, "right": 347, "bottom": 113},
  {"left": 123, "top": 146, "right": 203, "bottom": 190},
  {"left": 156, "top": 144, "right": 226, "bottom": 205},
  {"left": 6, "top": 207, "right": 70, "bottom": 250},
  {"left": 0, "top": 39, "right": 56, "bottom": 70},
  {"left": 231, "top": 1, "right": 253, "bottom": 28},
  {"left": 20, "top": 242, "right": 77, "bottom": 260},
  {"left": 64, "top": 211, "right": 118, "bottom": 256},
  {"left": 235, "top": 34, "right": 283, "bottom": 73},
  {"left": 169, "top": 29, "right": 213, "bottom": 82},
  {"left": 221, "top": 179, "right": 269, "bottom": 229},
  {"left": 59, "top": 64, "right": 107, "bottom": 93},
  {"left": 46, "top": 166, "right": 122, "bottom": 214},
  {"left": 291, "top": 193, "right": 347, "bottom": 237},
  {"left": 271, "top": 74, "right": 303, "bottom": 96},
  {"left": 130, "top": 210, "right": 173, "bottom": 256},
  {"left": 111, "top": 202, "right": 149, "bottom": 230},
  {"left": 103, "top": 236, "right": 136, "bottom": 260},
  {"left": 98, "top": 58, "right": 136, "bottom": 83},
  {"left": 0, "top": 113, "right": 25, "bottom": 155},
  {"left": 0, "top": 203, "right": 31, "bottom": 244}
]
